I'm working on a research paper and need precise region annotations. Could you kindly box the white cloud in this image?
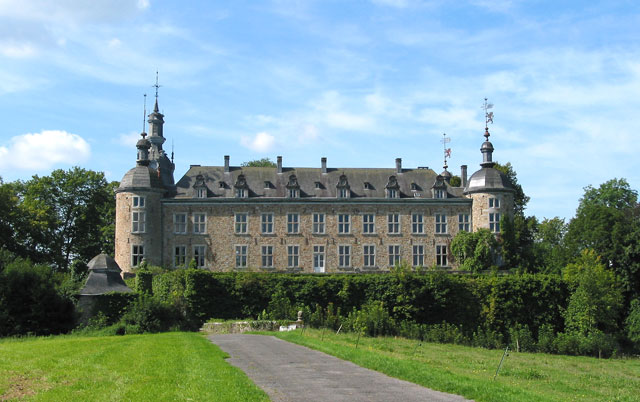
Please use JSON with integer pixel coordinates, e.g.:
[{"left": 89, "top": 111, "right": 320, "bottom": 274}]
[
  {"left": 0, "top": 130, "right": 91, "bottom": 171},
  {"left": 240, "top": 132, "right": 275, "bottom": 152},
  {"left": 0, "top": 41, "right": 36, "bottom": 58},
  {"left": 117, "top": 131, "right": 141, "bottom": 147}
]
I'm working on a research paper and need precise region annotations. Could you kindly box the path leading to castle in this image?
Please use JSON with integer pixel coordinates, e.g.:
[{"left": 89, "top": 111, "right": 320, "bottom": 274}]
[{"left": 209, "top": 334, "right": 470, "bottom": 402}]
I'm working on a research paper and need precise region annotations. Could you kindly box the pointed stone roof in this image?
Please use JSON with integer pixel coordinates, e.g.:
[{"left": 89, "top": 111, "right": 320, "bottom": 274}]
[{"left": 79, "top": 254, "right": 133, "bottom": 296}]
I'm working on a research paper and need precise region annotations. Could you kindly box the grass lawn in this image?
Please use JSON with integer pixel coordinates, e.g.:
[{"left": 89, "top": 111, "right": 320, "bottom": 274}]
[
  {"left": 0, "top": 332, "right": 268, "bottom": 401},
  {"left": 275, "top": 329, "right": 640, "bottom": 402}
]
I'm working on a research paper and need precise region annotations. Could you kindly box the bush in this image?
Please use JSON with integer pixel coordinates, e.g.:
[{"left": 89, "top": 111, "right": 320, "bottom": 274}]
[
  {"left": 536, "top": 324, "right": 556, "bottom": 353},
  {"left": 509, "top": 324, "right": 535, "bottom": 352},
  {"left": 120, "top": 295, "right": 194, "bottom": 333}
]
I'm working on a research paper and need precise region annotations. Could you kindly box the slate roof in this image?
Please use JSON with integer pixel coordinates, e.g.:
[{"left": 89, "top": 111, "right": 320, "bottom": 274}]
[
  {"left": 79, "top": 254, "right": 133, "bottom": 296},
  {"left": 117, "top": 165, "right": 165, "bottom": 192},
  {"left": 464, "top": 167, "right": 514, "bottom": 194},
  {"left": 173, "top": 165, "right": 466, "bottom": 199}
]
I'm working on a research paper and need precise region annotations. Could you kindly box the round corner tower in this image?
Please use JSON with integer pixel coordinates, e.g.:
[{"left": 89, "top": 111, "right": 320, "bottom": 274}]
[
  {"left": 463, "top": 127, "right": 515, "bottom": 233},
  {"left": 115, "top": 133, "right": 166, "bottom": 273}
]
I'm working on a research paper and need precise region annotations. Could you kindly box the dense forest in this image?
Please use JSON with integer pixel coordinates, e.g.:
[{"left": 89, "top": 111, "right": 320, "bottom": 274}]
[{"left": 1, "top": 166, "right": 639, "bottom": 357}]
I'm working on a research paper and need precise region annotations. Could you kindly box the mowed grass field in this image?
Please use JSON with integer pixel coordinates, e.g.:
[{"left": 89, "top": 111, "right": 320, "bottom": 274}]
[
  {"left": 0, "top": 332, "right": 268, "bottom": 401},
  {"left": 275, "top": 329, "right": 640, "bottom": 402}
]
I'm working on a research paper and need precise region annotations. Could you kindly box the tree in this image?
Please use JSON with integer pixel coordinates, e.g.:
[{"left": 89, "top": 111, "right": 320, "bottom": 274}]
[
  {"left": 625, "top": 299, "right": 640, "bottom": 350},
  {"left": 16, "top": 168, "right": 117, "bottom": 271},
  {"left": 532, "top": 217, "right": 570, "bottom": 274},
  {"left": 494, "top": 162, "right": 530, "bottom": 215},
  {"left": 500, "top": 214, "right": 537, "bottom": 272},
  {"left": 241, "top": 158, "right": 276, "bottom": 167},
  {"left": 450, "top": 229, "right": 499, "bottom": 272}
]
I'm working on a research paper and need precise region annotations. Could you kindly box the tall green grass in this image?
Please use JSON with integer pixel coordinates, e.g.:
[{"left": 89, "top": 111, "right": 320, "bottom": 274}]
[
  {"left": 0, "top": 332, "right": 268, "bottom": 401},
  {"left": 275, "top": 329, "right": 640, "bottom": 402}
]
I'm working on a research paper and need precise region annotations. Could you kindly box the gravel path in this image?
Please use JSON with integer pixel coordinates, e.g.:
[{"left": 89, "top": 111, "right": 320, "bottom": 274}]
[{"left": 209, "top": 334, "right": 471, "bottom": 402}]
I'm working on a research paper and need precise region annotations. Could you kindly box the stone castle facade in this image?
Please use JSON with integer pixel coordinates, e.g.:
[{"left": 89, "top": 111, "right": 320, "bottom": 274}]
[{"left": 114, "top": 96, "right": 514, "bottom": 274}]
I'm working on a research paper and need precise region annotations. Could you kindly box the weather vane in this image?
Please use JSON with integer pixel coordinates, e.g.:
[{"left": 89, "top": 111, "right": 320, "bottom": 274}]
[
  {"left": 153, "top": 70, "right": 161, "bottom": 100},
  {"left": 482, "top": 97, "right": 494, "bottom": 139},
  {"left": 441, "top": 132, "right": 451, "bottom": 170}
]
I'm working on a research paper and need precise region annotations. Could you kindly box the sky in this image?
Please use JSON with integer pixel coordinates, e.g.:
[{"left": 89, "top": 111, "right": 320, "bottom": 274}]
[{"left": 1, "top": 0, "right": 639, "bottom": 221}]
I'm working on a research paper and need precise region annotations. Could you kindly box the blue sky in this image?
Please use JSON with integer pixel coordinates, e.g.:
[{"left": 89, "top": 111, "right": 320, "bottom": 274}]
[{"left": 1, "top": 0, "right": 639, "bottom": 221}]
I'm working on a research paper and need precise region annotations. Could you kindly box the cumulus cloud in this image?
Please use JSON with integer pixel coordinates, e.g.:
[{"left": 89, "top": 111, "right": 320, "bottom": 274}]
[
  {"left": 117, "top": 131, "right": 142, "bottom": 147},
  {"left": 240, "top": 132, "right": 275, "bottom": 152},
  {"left": 0, "top": 130, "right": 90, "bottom": 171}
]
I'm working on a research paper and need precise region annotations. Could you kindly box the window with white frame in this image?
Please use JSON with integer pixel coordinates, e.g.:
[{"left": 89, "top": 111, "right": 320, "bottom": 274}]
[
  {"left": 363, "top": 214, "right": 375, "bottom": 234},
  {"left": 235, "top": 188, "right": 247, "bottom": 198},
  {"left": 338, "top": 188, "right": 350, "bottom": 198},
  {"left": 235, "top": 245, "right": 248, "bottom": 268},
  {"left": 435, "top": 213, "right": 447, "bottom": 234},
  {"left": 489, "top": 197, "right": 500, "bottom": 208},
  {"left": 287, "top": 213, "right": 299, "bottom": 234},
  {"left": 235, "top": 213, "right": 248, "bottom": 234},
  {"left": 287, "top": 245, "right": 299, "bottom": 268},
  {"left": 387, "top": 188, "right": 398, "bottom": 199},
  {"left": 261, "top": 213, "right": 274, "bottom": 234},
  {"left": 363, "top": 245, "right": 376, "bottom": 267},
  {"left": 193, "top": 245, "right": 206, "bottom": 268},
  {"left": 174, "top": 245, "right": 186, "bottom": 268},
  {"left": 131, "top": 211, "right": 146, "bottom": 233},
  {"left": 174, "top": 213, "right": 187, "bottom": 234},
  {"left": 436, "top": 244, "right": 448, "bottom": 266},
  {"left": 261, "top": 245, "right": 274, "bottom": 268},
  {"left": 193, "top": 213, "right": 206, "bottom": 234},
  {"left": 458, "top": 214, "right": 470, "bottom": 231},
  {"left": 313, "top": 245, "right": 325, "bottom": 273},
  {"left": 288, "top": 188, "right": 299, "bottom": 198},
  {"left": 131, "top": 244, "right": 144, "bottom": 266},
  {"left": 313, "top": 213, "right": 325, "bottom": 234},
  {"left": 338, "top": 245, "right": 351, "bottom": 268},
  {"left": 196, "top": 188, "right": 206, "bottom": 198},
  {"left": 132, "top": 196, "right": 145, "bottom": 208},
  {"left": 412, "top": 245, "right": 424, "bottom": 267},
  {"left": 434, "top": 189, "right": 445, "bottom": 199},
  {"left": 490, "top": 213, "right": 501, "bottom": 233},
  {"left": 388, "top": 245, "right": 401, "bottom": 267},
  {"left": 388, "top": 213, "right": 400, "bottom": 234},
  {"left": 412, "top": 213, "right": 424, "bottom": 234},
  {"left": 338, "top": 214, "right": 350, "bottom": 234}
]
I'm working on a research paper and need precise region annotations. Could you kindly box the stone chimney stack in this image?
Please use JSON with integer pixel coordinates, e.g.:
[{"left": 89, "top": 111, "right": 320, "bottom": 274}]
[
  {"left": 224, "top": 155, "right": 230, "bottom": 173},
  {"left": 395, "top": 158, "right": 402, "bottom": 174},
  {"left": 277, "top": 156, "right": 283, "bottom": 173},
  {"left": 321, "top": 157, "right": 327, "bottom": 174},
  {"left": 461, "top": 165, "right": 467, "bottom": 188}
]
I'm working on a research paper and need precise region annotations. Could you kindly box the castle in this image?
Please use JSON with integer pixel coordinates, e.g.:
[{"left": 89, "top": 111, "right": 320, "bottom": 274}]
[{"left": 114, "top": 95, "right": 514, "bottom": 274}]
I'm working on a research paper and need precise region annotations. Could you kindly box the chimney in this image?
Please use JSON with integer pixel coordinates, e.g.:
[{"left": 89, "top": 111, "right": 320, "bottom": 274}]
[
  {"left": 224, "top": 155, "right": 230, "bottom": 173},
  {"left": 277, "top": 156, "right": 282, "bottom": 173},
  {"left": 461, "top": 165, "right": 467, "bottom": 188},
  {"left": 395, "top": 158, "right": 402, "bottom": 174},
  {"left": 321, "top": 157, "right": 327, "bottom": 174}
]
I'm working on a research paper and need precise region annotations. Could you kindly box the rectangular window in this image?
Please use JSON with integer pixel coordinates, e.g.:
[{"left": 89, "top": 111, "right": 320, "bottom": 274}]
[
  {"left": 174, "top": 245, "right": 186, "bottom": 268},
  {"left": 236, "top": 188, "right": 246, "bottom": 198},
  {"left": 412, "top": 245, "right": 424, "bottom": 267},
  {"left": 287, "top": 213, "right": 299, "bottom": 234},
  {"left": 174, "top": 213, "right": 187, "bottom": 234},
  {"left": 490, "top": 213, "right": 501, "bottom": 233},
  {"left": 412, "top": 213, "right": 424, "bottom": 234},
  {"left": 435, "top": 213, "right": 447, "bottom": 234},
  {"left": 196, "top": 188, "right": 206, "bottom": 198},
  {"left": 338, "top": 188, "right": 349, "bottom": 198},
  {"left": 313, "top": 245, "right": 325, "bottom": 273},
  {"left": 388, "top": 245, "right": 401, "bottom": 267},
  {"left": 131, "top": 244, "right": 144, "bottom": 266},
  {"left": 338, "top": 214, "right": 350, "bottom": 234},
  {"left": 261, "top": 245, "right": 274, "bottom": 268},
  {"left": 132, "top": 196, "right": 145, "bottom": 208},
  {"left": 362, "top": 214, "right": 375, "bottom": 234},
  {"left": 434, "top": 189, "right": 445, "bottom": 199},
  {"left": 489, "top": 197, "right": 501, "bottom": 208},
  {"left": 193, "top": 245, "right": 206, "bottom": 268},
  {"left": 193, "top": 213, "right": 206, "bottom": 234},
  {"left": 338, "top": 245, "right": 351, "bottom": 268},
  {"left": 132, "top": 211, "right": 146, "bottom": 233},
  {"left": 288, "top": 189, "right": 299, "bottom": 198},
  {"left": 436, "top": 245, "right": 448, "bottom": 267},
  {"left": 261, "top": 213, "right": 274, "bottom": 234},
  {"left": 458, "top": 214, "right": 470, "bottom": 231},
  {"left": 363, "top": 245, "right": 376, "bottom": 267},
  {"left": 235, "top": 245, "right": 248, "bottom": 268},
  {"left": 235, "top": 213, "right": 248, "bottom": 234},
  {"left": 313, "top": 213, "right": 325, "bottom": 234},
  {"left": 387, "top": 188, "right": 397, "bottom": 199},
  {"left": 387, "top": 213, "right": 400, "bottom": 234},
  {"left": 287, "top": 245, "right": 299, "bottom": 268}
]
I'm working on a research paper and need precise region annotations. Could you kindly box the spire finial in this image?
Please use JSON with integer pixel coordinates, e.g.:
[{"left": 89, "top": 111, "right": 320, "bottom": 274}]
[
  {"left": 440, "top": 132, "right": 451, "bottom": 171},
  {"left": 152, "top": 71, "right": 161, "bottom": 112},
  {"left": 142, "top": 93, "right": 147, "bottom": 133},
  {"left": 171, "top": 139, "right": 174, "bottom": 164},
  {"left": 482, "top": 97, "right": 494, "bottom": 140}
]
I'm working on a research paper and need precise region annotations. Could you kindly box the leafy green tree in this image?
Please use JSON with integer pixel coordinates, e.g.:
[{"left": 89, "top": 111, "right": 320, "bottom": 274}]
[
  {"left": 449, "top": 175, "right": 461, "bottom": 187},
  {"left": 450, "top": 229, "right": 498, "bottom": 272},
  {"left": 494, "top": 162, "right": 530, "bottom": 215},
  {"left": 625, "top": 299, "right": 640, "bottom": 350},
  {"left": 241, "top": 158, "right": 277, "bottom": 167},
  {"left": 533, "top": 217, "right": 570, "bottom": 274},
  {"left": 500, "top": 214, "right": 537, "bottom": 272}
]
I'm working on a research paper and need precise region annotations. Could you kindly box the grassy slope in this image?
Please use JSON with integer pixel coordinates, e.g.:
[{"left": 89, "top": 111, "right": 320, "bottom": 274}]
[
  {"left": 0, "top": 332, "right": 268, "bottom": 401},
  {"left": 275, "top": 329, "right": 640, "bottom": 402}
]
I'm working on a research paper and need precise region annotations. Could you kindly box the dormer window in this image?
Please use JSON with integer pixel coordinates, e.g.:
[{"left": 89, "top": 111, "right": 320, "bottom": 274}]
[
  {"left": 411, "top": 182, "right": 418, "bottom": 191},
  {"left": 336, "top": 174, "right": 350, "bottom": 199},
  {"left": 385, "top": 176, "right": 400, "bottom": 199},
  {"left": 432, "top": 175, "right": 447, "bottom": 199},
  {"left": 196, "top": 188, "right": 207, "bottom": 198},
  {"left": 434, "top": 189, "right": 445, "bottom": 199},
  {"left": 286, "top": 175, "right": 300, "bottom": 198},
  {"left": 315, "top": 181, "right": 323, "bottom": 189},
  {"left": 219, "top": 182, "right": 226, "bottom": 188},
  {"left": 193, "top": 175, "right": 207, "bottom": 199},
  {"left": 234, "top": 174, "right": 249, "bottom": 198},
  {"left": 364, "top": 182, "right": 373, "bottom": 190},
  {"left": 235, "top": 188, "right": 246, "bottom": 198},
  {"left": 264, "top": 181, "right": 272, "bottom": 189}
]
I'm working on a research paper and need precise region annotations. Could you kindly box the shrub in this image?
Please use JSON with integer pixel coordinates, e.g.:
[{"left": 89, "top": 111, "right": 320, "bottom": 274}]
[
  {"left": 120, "top": 295, "right": 194, "bottom": 333},
  {"left": 509, "top": 324, "right": 535, "bottom": 352}
]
